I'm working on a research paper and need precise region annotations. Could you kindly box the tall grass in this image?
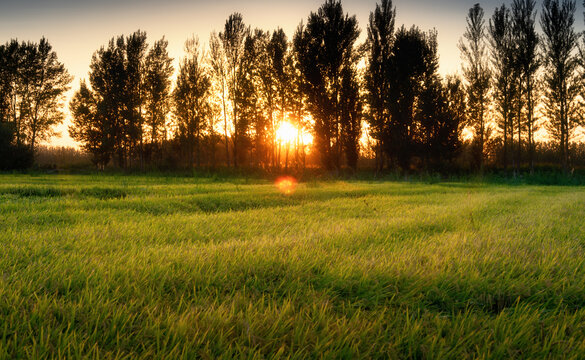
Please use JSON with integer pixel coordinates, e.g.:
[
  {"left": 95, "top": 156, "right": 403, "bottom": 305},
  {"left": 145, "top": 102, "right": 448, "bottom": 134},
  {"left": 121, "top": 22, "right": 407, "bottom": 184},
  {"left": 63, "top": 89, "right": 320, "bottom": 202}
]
[{"left": 1, "top": 174, "right": 584, "bottom": 358}]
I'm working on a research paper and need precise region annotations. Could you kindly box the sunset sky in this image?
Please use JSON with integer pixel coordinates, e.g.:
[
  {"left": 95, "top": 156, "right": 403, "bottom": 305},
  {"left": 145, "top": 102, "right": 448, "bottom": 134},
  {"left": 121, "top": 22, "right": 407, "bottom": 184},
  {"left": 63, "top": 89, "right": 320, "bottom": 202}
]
[{"left": 2, "top": 0, "right": 584, "bottom": 147}]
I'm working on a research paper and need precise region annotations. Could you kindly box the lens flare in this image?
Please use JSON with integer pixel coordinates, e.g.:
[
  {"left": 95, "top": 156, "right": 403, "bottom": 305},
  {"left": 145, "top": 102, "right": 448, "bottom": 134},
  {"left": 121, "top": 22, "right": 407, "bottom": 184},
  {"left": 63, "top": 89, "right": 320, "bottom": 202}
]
[{"left": 275, "top": 176, "right": 297, "bottom": 195}]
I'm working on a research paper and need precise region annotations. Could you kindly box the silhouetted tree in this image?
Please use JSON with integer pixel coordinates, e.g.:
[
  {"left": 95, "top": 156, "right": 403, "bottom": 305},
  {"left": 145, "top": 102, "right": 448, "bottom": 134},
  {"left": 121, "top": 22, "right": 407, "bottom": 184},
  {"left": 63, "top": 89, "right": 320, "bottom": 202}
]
[
  {"left": 416, "top": 33, "right": 462, "bottom": 169},
  {"left": 220, "top": 13, "right": 251, "bottom": 168},
  {"left": 459, "top": 4, "right": 491, "bottom": 170},
  {"left": 489, "top": 4, "right": 517, "bottom": 170},
  {"left": 340, "top": 63, "right": 362, "bottom": 170},
  {"left": 69, "top": 80, "right": 111, "bottom": 169},
  {"left": 0, "top": 43, "right": 14, "bottom": 125},
  {"left": 1, "top": 40, "right": 33, "bottom": 147},
  {"left": 241, "top": 28, "right": 292, "bottom": 168},
  {"left": 444, "top": 75, "right": 467, "bottom": 156},
  {"left": 173, "top": 38, "right": 211, "bottom": 168},
  {"left": 577, "top": 0, "right": 585, "bottom": 166},
  {"left": 0, "top": 38, "right": 71, "bottom": 156},
  {"left": 0, "top": 41, "right": 35, "bottom": 170},
  {"left": 268, "top": 29, "right": 291, "bottom": 168},
  {"left": 89, "top": 36, "right": 128, "bottom": 167},
  {"left": 70, "top": 31, "right": 158, "bottom": 169},
  {"left": 209, "top": 31, "right": 231, "bottom": 167},
  {"left": 124, "top": 31, "right": 147, "bottom": 167},
  {"left": 288, "top": 26, "right": 309, "bottom": 169},
  {"left": 235, "top": 29, "right": 264, "bottom": 166},
  {"left": 250, "top": 29, "right": 274, "bottom": 167},
  {"left": 26, "top": 38, "right": 72, "bottom": 153},
  {"left": 541, "top": 0, "right": 581, "bottom": 173},
  {"left": 294, "top": 0, "right": 360, "bottom": 170},
  {"left": 512, "top": 0, "right": 540, "bottom": 172},
  {"left": 385, "top": 26, "right": 434, "bottom": 170},
  {"left": 365, "top": 0, "right": 396, "bottom": 171},
  {"left": 144, "top": 37, "right": 173, "bottom": 164}
]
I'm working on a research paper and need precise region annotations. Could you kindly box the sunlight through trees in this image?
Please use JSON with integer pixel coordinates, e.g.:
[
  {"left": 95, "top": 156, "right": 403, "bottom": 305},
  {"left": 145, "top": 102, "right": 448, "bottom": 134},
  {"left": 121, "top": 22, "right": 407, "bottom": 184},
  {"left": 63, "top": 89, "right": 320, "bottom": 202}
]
[{"left": 3, "top": 0, "right": 585, "bottom": 173}]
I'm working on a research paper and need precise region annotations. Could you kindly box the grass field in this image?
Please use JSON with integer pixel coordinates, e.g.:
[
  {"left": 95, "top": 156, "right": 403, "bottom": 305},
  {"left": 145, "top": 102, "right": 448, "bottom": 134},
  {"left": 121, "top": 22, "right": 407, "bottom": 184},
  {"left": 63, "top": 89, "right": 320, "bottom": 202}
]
[{"left": 1, "top": 173, "right": 585, "bottom": 359}]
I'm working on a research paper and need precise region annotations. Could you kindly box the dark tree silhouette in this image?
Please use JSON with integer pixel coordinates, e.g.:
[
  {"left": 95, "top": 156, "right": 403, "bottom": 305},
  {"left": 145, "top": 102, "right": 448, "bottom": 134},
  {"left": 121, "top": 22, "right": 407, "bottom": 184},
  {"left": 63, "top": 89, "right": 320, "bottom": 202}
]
[
  {"left": 385, "top": 26, "right": 432, "bottom": 169},
  {"left": 489, "top": 4, "right": 517, "bottom": 170},
  {"left": 541, "top": 0, "right": 580, "bottom": 173},
  {"left": 340, "top": 62, "right": 362, "bottom": 170},
  {"left": 459, "top": 4, "right": 491, "bottom": 170},
  {"left": 209, "top": 31, "right": 230, "bottom": 168},
  {"left": 173, "top": 38, "right": 211, "bottom": 168},
  {"left": 268, "top": 29, "right": 291, "bottom": 168},
  {"left": 69, "top": 80, "right": 111, "bottom": 169},
  {"left": 0, "top": 42, "right": 35, "bottom": 170},
  {"left": 416, "top": 34, "right": 462, "bottom": 169},
  {"left": 252, "top": 29, "right": 276, "bottom": 167},
  {"left": 235, "top": 29, "right": 263, "bottom": 166},
  {"left": 25, "top": 38, "right": 72, "bottom": 154},
  {"left": 124, "top": 31, "right": 148, "bottom": 168},
  {"left": 89, "top": 35, "right": 128, "bottom": 167},
  {"left": 241, "top": 28, "right": 291, "bottom": 169},
  {"left": 0, "top": 42, "right": 14, "bottom": 125},
  {"left": 288, "top": 24, "right": 309, "bottom": 170},
  {"left": 220, "top": 13, "right": 250, "bottom": 168},
  {"left": 0, "top": 38, "right": 71, "bottom": 156},
  {"left": 512, "top": 0, "right": 540, "bottom": 173},
  {"left": 1, "top": 40, "right": 33, "bottom": 147},
  {"left": 294, "top": 0, "right": 361, "bottom": 170},
  {"left": 365, "top": 0, "right": 396, "bottom": 171},
  {"left": 70, "top": 31, "right": 176, "bottom": 169},
  {"left": 444, "top": 75, "right": 467, "bottom": 158},
  {"left": 144, "top": 37, "right": 173, "bottom": 164}
]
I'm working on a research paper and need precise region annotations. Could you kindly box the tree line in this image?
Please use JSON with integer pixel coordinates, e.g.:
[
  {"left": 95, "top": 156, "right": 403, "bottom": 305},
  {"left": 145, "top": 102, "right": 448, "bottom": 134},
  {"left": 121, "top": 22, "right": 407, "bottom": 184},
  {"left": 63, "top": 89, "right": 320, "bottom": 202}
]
[
  {"left": 461, "top": 0, "right": 585, "bottom": 174},
  {"left": 2, "top": 0, "right": 585, "bottom": 174}
]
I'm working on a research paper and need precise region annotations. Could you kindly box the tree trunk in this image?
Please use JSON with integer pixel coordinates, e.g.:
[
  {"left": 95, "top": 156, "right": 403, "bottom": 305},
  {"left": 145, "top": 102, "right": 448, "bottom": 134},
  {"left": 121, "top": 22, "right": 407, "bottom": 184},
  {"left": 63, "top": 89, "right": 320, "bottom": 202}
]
[
  {"left": 285, "top": 143, "right": 289, "bottom": 171},
  {"left": 527, "top": 80, "right": 534, "bottom": 174},
  {"left": 270, "top": 109, "right": 276, "bottom": 168},
  {"left": 221, "top": 80, "right": 230, "bottom": 168},
  {"left": 516, "top": 82, "right": 522, "bottom": 175},
  {"left": 503, "top": 112, "right": 508, "bottom": 171}
]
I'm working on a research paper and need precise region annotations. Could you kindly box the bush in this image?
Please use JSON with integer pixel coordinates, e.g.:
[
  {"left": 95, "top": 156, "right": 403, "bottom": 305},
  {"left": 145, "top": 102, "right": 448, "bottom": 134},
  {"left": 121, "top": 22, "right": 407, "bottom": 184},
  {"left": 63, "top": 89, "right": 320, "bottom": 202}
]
[{"left": 0, "top": 122, "right": 33, "bottom": 170}]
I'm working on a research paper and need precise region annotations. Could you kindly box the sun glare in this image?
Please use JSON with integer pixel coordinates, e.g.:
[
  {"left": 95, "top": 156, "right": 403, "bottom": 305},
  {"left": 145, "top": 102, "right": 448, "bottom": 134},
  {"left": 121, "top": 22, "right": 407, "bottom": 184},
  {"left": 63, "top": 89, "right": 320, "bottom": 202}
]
[
  {"left": 275, "top": 176, "right": 298, "bottom": 195},
  {"left": 276, "top": 121, "right": 297, "bottom": 144}
]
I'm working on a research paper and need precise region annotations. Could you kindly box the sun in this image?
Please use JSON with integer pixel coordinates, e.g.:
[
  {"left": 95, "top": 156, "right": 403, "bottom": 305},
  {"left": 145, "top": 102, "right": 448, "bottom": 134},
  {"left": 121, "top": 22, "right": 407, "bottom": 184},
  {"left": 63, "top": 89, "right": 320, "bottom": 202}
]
[{"left": 276, "top": 121, "right": 297, "bottom": 144}]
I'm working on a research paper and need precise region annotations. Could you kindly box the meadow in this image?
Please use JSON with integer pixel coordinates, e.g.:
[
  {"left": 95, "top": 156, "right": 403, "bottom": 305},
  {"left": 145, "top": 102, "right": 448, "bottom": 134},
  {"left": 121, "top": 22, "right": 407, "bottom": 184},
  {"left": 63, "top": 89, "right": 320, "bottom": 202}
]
[{"left": 1, "top": 173, "right": 585, "bottom": 359}]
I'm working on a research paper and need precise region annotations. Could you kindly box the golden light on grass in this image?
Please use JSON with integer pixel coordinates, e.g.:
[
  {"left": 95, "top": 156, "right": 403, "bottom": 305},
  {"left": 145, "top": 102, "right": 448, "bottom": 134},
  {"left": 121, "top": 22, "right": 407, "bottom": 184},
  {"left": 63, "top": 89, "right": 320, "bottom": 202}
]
[{"left": 275, "top": 176, "right": 298, "bottom": 195}]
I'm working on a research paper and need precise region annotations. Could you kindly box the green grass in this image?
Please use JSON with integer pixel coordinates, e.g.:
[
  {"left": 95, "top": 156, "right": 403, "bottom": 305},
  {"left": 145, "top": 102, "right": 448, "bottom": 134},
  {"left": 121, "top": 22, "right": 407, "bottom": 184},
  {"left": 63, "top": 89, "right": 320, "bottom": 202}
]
[{"left": 1, "top": 174, "right": 585, "bottom": 359}]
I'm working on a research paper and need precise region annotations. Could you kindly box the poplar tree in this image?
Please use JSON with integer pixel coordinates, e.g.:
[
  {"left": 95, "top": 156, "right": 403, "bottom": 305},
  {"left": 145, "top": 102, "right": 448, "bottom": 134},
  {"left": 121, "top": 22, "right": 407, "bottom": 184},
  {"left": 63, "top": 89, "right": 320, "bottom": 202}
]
[
  {"left": 144, "top": 37, "right": 173, "bottom": 163},
  {"left": 459, "top": 4, "right": 491, "bottom": 170},
  {"left": 294, "top": 0, "right": 360, "bottom": 170},
  {"left": 220, "top": 13, "right": 250, "bottom": 168},
  {"left": 173, "top": 38, "right": 211, "bottom": 168},
  {"left": 69, "top": 80, "right": 111, "bottom": 169},
  {"left": 269, "top": 29, "right": 290, "bottom": 168},
  {"left": 365, "top": 0, "right": 396, "bottom": 171},
  {"left": 512, "top": 0, "right": 540, "bottom": 172},
  {"left": 209, "top": 32, "right": 230, "bottom": 167},
  {"left": 124, "top": 31, "right": 147, "bottom": 167},
  {"left": 489, "top": 5, "right": 516, "bottom": 169}
]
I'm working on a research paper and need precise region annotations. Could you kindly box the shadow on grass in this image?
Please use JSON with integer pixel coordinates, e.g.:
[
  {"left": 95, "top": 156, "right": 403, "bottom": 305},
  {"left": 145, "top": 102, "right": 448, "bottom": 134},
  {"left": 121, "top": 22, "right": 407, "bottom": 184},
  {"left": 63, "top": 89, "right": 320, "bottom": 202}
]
[{"left": 0, "top": 186, "right": 128, "bottom": 200}]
